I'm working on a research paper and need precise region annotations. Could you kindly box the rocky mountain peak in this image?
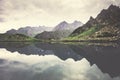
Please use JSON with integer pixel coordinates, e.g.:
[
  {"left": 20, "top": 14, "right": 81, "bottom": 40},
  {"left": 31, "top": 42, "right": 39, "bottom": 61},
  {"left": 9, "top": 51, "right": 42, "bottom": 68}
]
[
  {"left": 73, "top": 20, "right": 80, "bottom": 23},
  {"left": 86, "top": 16, "right": 99, "bottom": 26},
  {"left": 60, "top": 21, "right": 68, "bottom": 25},
  {"left": 53, "top": 21, "right": 83, "bottom": 31},
  {"left": 90, "top": 16, "right": 94, "bottom": 20},
  {"left": 108, "top": 4, "right": 120, "bottom": 10},
  {"left": 96, "top": 4, "right": 120, "bottom": 25},
  {"left": 71, "top": 5, "right": 120, "bottom": 41}
]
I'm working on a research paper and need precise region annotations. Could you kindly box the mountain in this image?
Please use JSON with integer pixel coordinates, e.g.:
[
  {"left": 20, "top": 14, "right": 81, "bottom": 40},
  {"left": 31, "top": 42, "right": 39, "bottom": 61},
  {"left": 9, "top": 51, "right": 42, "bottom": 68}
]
[
  {"left": 0, "top": 34, "right": 34, "bottom": 41},
  {"left": 35, "top": 30, "right": 72, "bottom": 40},
  {"left": 53, "top": 21, "right": 83, "bottom": 31},
  {"left": 0, "top": 42, "right": 82, "bottom": 60},
  {"left": 69, "top": 5, "right": 120, "bottom": 41},
  {"left": 35, "top": 21, "right": 83, "bottom": 40},
  {"left": 6, "top": 26, "right": 53, "bottom": 37}
]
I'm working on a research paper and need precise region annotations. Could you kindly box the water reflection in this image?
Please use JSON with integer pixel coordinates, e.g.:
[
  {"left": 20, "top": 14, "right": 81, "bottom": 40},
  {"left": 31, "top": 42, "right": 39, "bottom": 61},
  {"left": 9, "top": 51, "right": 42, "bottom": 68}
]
[
  {"left": 0, "top": 49, "right": 120, "bottom": 80},
  {"left": 0, "top": 42, "right": 120, "bottom": 79},
  {"left": 69, "top": 44, "right": 120, "bottom": 77},
  {"left": 0, "top": 42, "right": 82, "bottom": 60}
]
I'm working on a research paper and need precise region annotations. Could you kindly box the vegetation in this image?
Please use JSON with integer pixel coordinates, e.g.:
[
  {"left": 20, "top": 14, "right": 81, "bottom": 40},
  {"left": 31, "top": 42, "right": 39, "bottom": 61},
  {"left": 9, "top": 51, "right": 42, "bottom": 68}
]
[
  {"left": 64, "top": 25, "right": 102, "bottom": 40},
  {"left": 62, "top": 5, "right": 120, "bottom": 42},
  {"left": 0, "top": 34, "right": 36, "bottom": 42}
]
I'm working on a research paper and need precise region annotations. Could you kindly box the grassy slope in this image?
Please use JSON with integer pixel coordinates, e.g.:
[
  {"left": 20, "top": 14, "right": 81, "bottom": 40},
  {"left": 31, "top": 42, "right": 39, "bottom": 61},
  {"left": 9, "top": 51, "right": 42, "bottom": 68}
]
[
  {"left": 64, "top": 25, "right": 102, "bottom": 40},
  {"left": 0, "top": 34, "right": 36, "bottom": 41},
  {"left": 63, "top": 25, "right": 119, "bottom": 42}
]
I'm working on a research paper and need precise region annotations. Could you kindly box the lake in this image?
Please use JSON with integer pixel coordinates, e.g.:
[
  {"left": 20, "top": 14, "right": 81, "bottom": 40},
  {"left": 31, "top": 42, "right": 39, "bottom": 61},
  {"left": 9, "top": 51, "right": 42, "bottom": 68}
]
[{"left": 0, "top": 42, "right": 120, "bottom": 80}]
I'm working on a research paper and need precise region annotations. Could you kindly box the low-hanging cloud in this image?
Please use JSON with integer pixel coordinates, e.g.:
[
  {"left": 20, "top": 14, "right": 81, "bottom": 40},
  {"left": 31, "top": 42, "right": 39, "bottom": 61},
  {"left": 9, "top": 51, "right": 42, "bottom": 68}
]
[
  {"left": 0, "top": 49, "right": 120, "bottom": 80},
  {"left": 0, "top": 0, "right": 120, "bottom": 33}
]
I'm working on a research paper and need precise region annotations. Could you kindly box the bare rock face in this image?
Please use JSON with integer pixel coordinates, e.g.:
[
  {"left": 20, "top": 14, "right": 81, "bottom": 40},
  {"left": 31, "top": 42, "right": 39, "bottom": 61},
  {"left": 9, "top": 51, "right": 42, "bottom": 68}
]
[
  {"left": 95, "top": 5, "right": 120, "bottom": 38},
  {"left": 71, "top": 5, "right": 120, "bottom": 40},
  {"left": 96, "top": 5, "right": 120, "bottom": 25}
]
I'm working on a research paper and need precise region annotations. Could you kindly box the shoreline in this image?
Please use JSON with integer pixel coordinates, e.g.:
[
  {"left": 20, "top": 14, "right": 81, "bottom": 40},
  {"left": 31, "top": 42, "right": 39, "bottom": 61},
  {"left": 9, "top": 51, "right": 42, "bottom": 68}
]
[{"left": 0, "top": 39, "right": 119, "bottom": 43}]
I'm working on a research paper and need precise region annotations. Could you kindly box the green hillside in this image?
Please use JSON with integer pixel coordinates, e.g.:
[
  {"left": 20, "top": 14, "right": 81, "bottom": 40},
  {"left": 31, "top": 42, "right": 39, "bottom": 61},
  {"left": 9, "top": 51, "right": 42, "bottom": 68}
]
[
  {"left": 0, "top": 34, "right": 35, "bottom": 41},
  {"left": 64, "top": 5, "right": 120, "bottom": 41}
]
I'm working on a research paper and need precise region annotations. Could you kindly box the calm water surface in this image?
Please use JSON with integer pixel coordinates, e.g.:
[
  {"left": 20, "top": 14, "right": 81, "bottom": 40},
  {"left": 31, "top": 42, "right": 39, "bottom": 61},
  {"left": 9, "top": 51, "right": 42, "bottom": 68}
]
[{"left": 0, "top": 42, "right": 120, "bottom": 80}]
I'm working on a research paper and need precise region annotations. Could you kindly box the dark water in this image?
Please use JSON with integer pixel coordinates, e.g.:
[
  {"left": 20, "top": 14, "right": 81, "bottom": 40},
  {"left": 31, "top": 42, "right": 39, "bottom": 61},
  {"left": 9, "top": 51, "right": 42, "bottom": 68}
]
[{"left": 0, "top": 42, "right": 120, "bottom": 80}]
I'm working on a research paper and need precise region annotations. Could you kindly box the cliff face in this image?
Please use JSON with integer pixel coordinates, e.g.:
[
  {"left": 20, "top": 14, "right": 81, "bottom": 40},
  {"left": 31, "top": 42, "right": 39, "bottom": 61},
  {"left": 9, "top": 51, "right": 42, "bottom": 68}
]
[
  {"left": 70, "top": 5, "right": 120, "bottom": 41},
  {"left": 96, "top": 5, "right": 120, "bottom": 25}
]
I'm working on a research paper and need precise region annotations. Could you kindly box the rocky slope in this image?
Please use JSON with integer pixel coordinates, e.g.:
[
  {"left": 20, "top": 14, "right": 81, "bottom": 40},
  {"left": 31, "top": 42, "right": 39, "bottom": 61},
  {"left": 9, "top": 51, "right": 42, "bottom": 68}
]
[{"left": 69, "top": 5, "right": 120, "bottom": 41}]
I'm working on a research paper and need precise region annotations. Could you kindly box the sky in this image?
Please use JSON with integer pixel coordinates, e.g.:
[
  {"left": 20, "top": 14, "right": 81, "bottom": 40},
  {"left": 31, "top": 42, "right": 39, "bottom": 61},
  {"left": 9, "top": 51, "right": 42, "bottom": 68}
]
[{"left": 0, "top": 0, "right": 120, "bottom": 33}]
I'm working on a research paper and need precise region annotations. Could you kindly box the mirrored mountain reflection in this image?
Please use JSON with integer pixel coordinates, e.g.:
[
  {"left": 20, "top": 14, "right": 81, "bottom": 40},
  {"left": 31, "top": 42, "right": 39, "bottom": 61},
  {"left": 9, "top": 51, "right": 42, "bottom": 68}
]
[
  {"left": 0, "top": 42, "right": 82, "bottom": 60},
  {"left": 69, "top": 43, "right": 120, "bottom": 78},
  {"left": 0, "top": 49, "right": 120, "bottom": 80},
  {"left": 0, "top": 42, "right": 120, "bottom": 78}
]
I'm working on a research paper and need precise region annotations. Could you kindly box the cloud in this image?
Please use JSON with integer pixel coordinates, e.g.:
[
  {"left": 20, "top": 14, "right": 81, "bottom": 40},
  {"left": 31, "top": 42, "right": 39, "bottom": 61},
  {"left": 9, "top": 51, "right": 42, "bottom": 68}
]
[
  {"left": 0, "top": 49, "right": 120, "bottom": 80},
  {"left": 0, "top": 0, "right": 120, "bottom": 33},
  {"left": 0, "top": 18, "right": 5, "bottom": 22},
  {"left": 0, "top": 0, "right": 5, "bottom": 21}
]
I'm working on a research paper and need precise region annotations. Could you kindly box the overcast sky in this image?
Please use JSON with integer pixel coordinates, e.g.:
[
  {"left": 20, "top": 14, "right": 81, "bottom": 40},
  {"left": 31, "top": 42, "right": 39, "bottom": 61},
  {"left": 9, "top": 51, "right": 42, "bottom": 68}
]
[{"left": 0, "top": 0, "right": 120, "bottom": 33}]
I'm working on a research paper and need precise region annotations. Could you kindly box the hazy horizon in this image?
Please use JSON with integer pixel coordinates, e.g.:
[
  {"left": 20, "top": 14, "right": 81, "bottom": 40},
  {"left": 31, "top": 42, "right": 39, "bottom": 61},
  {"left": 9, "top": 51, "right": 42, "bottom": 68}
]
[{"left": 0, "top": 0, "right": 120, "bottom": 33}]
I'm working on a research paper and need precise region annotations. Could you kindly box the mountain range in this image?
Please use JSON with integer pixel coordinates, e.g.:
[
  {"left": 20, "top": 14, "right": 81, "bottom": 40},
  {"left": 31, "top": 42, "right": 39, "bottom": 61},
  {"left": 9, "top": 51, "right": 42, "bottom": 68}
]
[
  {"left": 35, "top": 21, "right": 83, "bottom": 40},
  {"left": 68, "top": 5, "right": 120, "bottom": 41},
  {"left": 6, "top": 21, "right": 83, "bottom": 39},
  {"left": 3, "top": 5, "right": 120, "bottom": 42},
  {"left": 6, "top": 26, "right": 53, "bottom": 37},
  {"left": 53, "top": 21, "right": 83, "bottom": 31}
]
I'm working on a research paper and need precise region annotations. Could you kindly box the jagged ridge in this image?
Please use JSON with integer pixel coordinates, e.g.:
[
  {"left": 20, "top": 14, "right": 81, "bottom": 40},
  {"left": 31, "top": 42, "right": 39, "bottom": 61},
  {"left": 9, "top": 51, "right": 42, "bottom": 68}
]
[{"left": 69, "top": 5, "right": 120, "bottom": 41}]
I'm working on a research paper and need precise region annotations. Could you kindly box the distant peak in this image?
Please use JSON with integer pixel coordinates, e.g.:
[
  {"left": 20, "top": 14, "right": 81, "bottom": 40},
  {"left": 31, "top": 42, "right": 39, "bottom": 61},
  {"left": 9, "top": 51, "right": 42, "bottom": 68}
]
[
  {"left": 109, "top": 4, "right": 117, "bottom": 7},
  {"left": 73, "top": 20, "right": 80, "bottom": 23},
  {"left": 11, "top": 29, "right": 16, "bottom": 31},
  {"left": 26, "top": 26, "right": 31, "bottom": 28},
  {"left": 57, "top": 21, "right": 68, "bottom": 26},
  {"left": 72, "top": 20, "right": 83, "bottom": 26},
  {"left": 61, "top": 21, "right": 68, "bottom": 24}
]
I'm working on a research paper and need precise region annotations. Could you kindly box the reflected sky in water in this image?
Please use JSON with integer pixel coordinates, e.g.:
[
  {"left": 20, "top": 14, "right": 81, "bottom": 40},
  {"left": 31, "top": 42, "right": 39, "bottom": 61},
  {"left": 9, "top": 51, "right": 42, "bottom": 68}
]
[
  {"left": 0, "top": 42, "right": 120, "bottom": 80},
  {"left": 0, "top": 49, "right": 120, "bottom": 80},
  {"left": 0, "top": 42, "right": 82, "bottom": 60}
]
